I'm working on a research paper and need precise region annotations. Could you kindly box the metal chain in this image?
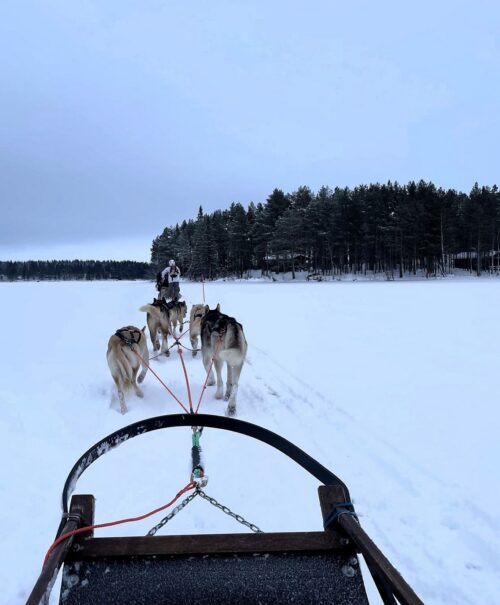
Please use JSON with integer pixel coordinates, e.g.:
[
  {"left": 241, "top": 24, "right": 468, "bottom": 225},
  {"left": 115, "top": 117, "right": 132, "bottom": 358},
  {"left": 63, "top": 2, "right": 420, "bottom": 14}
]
[
  {"left": 146, "top": 490, "right": 199, "bottom": 536},
  {"left": 196, "top": 489, "right": 263, "bottom": 533}
]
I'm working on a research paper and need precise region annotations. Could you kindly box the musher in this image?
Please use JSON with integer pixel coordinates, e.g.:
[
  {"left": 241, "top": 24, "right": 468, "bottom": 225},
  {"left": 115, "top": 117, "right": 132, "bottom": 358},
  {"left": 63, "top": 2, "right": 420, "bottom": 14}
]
[{"left": 160, "top": 259, "right": 181, "bottom": 301}]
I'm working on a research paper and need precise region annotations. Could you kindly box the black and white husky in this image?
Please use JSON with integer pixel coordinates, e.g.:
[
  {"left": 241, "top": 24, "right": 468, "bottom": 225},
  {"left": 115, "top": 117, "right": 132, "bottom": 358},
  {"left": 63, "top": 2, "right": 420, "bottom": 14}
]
[{"left": 200, "top": 304, "right": 247, "bottom": 416}]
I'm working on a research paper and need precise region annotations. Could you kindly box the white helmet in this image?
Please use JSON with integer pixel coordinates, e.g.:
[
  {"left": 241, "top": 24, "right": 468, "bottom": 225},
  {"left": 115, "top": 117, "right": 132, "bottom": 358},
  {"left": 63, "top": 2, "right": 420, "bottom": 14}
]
[{"left": 169, "top": 259, "right": 175, "bottom": 266}]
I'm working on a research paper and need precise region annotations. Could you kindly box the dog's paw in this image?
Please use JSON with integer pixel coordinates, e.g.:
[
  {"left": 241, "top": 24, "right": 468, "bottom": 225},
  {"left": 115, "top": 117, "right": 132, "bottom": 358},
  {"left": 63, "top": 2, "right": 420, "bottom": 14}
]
[
  {"left": 135, "top": 387, "right": 144, "bottom": 398},
  {"left": 224, "top": 393, "right": 230, "bottom": 401},
  {"left": 225, "top": 406, "right": 236, "bottom": 417},
  {"left": 215, "top": 391, "right": 223, "bottom": 400},
  {"left": 207, "top": 378, "right": 215, "bottom": 386}
]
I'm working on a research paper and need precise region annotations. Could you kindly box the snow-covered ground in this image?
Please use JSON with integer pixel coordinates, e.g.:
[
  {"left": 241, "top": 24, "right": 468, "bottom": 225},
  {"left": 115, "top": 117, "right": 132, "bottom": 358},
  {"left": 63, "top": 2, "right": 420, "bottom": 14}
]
[{"left": 1, "top": 279, "right": 499, "bottom": 604}]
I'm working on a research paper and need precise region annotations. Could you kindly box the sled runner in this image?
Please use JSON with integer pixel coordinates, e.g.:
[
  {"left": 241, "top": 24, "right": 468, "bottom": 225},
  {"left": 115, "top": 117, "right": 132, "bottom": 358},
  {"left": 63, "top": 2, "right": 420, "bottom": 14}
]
[{"left": 26, "top": 414, "right": 424, "bottom": 605}]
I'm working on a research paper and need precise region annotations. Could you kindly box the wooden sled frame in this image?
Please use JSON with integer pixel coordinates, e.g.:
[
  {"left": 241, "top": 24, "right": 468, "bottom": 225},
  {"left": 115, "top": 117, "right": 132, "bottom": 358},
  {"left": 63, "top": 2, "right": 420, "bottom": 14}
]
[{"left": 26, "top": 413, "right": 424, "bottom": 605}]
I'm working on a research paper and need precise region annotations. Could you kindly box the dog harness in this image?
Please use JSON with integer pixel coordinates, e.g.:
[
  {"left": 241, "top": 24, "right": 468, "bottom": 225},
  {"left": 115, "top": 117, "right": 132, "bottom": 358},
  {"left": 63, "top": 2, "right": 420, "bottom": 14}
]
[
  {"left": 153, "top": 299, "right": 185, "bottom": 314},
  {"left": 115, "top": 328, "right": 142, "bottom": 348},
  {"left": 152, "top": 299, "right": 171, "bottom": 313}
]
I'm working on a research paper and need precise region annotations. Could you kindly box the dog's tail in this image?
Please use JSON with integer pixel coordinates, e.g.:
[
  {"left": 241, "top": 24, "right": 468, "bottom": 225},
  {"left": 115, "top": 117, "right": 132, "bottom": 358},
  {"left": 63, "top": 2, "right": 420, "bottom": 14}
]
[{"left": 139, "top": 304, "right": 162, "bottom": 317}]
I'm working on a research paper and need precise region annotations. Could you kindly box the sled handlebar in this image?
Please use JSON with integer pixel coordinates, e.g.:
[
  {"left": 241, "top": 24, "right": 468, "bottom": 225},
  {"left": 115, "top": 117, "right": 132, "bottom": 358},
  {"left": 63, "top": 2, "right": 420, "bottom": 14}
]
[{"left": 61, "top": 413, "right": 350, "bottom": 514}]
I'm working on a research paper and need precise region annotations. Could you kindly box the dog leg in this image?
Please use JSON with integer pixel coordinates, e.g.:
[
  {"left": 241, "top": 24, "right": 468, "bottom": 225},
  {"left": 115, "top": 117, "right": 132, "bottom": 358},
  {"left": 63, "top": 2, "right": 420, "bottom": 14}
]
[
  {"left": 151, "top": 329, "right": 158, "bottom": 351},
  {"left": 155, "top": 334, "right": 161, "bottom": 351},
  {"left": 137, "top": 331, "right": 149, "bottom": 383},
  {"left": 161, "top": 332, "right": 170, "bottom": 357},
  {"left": 130, "top": 363, "right": 142, "bottom": 399},
  {"left": 136, "top": 346, "right": 148, "bottom": 384},
  {"left": 150, "top": 333, "right": 158, "bottom": 351},
  {"left": 214, "top": 359, "right": 224, "bottom": 399},
  {"left": 191, "top": 335, "right": 198, "bottom": 357},
  {"left": 226, "top": 387, "right": 237, "bottom": 416},
  {"left": 202, "top": 348, "right": 215, "bottom": 386},
  {"left": 224, "top": 364, "right": 233, "bottom": 401},
  {"left": 148, "top": 318, "right": 159, "bottom": 351},
  {"left": 118, "top": 390, "right": 127, "bottom": 414},
  {"left": 165, "top": 315, "right": 175, "bottom": 351},
  {"left": 226, "top": 363, "right": 243, "bottom": 416}
]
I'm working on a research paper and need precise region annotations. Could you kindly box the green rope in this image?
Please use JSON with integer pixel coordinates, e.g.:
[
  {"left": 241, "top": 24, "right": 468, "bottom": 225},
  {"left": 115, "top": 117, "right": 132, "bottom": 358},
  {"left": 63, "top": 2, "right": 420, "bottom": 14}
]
[{"left": 192, "top": 430, "right": 201, "bottom": 448}]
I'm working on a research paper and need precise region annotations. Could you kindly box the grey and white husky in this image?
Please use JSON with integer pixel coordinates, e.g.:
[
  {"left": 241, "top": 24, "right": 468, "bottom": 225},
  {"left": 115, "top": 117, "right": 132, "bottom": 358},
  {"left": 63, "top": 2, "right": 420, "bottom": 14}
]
[{"left": 201, "top": 304, "right": 247, "bottom": 416}]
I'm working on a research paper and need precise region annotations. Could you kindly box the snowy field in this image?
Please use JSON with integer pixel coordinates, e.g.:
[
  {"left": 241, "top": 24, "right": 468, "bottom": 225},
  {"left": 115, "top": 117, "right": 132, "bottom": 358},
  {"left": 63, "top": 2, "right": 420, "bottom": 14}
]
[{"left": 1, "top": 278, "right": 499, "bottom": 604}]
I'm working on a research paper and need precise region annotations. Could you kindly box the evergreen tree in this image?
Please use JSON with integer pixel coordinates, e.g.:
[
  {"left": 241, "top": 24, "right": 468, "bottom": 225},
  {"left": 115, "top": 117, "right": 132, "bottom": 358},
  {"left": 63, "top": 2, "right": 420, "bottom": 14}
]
[
  {"left": 190, "top": 211, "right": 218, "bottom": 279},
  {"left": 228, "top": 203, "right": 251, "bottom": 277},
  {"left": 146, "top": 181, "right": 499, "bottom": 280}
]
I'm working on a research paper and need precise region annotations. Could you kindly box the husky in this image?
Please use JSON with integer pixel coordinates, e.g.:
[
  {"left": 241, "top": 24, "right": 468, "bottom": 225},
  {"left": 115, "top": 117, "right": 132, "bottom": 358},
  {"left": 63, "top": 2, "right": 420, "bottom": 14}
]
[
  {"left": 139, "top": 298, "right": 174, "bottom": 356},
  {"left": 189, "top": 303, "right": 207, "bottom": 357},
  {"left": 168, "top": 300, "right": 187, "bottom": 333},
  {"left": 200, "top": 304, "right": 247, "bottom": 416},
  {"left": 106, "top": 326, "right": 149, "bottom": 414},
  {"left": 155, "top": 271, "right": 169, "bottom": 301}
]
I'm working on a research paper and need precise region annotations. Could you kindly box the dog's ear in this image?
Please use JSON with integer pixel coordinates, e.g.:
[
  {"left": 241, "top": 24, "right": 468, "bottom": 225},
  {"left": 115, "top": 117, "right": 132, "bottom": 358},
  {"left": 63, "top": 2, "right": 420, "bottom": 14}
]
[
  {"left": 216, "top": 303, "right": 220, "bottom": 312},
  {"left": 204, "top": 305, "right": 209, "bottom": 314},
  {"left": 141, "top": 326, "right": 146, "bottom": 332}
]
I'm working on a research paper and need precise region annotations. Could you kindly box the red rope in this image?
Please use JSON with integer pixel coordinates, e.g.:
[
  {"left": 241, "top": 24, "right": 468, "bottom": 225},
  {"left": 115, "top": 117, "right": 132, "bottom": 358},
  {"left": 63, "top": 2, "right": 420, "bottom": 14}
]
[
  {"left": 195, "top": 335, "right": 224, "bottom": 414},
  {"left": 171, "top": 326, "right": 190, "bottom": 345},
  {"left": 132, "top": 321, "right": 219, "bottom": 417},
  {"left": 45, "top": 322, "right": 217, "bottom": 574},
  {"left": 179, "top": 326, "right": 190, "bottom": 339},
  {"left": 177, "top": 348, "right": 193, "bottom": 413},
  {"left": 132, "top": 348, "right": 190, "bottom": 414},
  {"left": 48, "top": 323, "right": 223, "bottom": 575},
  {"left": 43, "top": 481, "right": 196, "bottom": 567}
]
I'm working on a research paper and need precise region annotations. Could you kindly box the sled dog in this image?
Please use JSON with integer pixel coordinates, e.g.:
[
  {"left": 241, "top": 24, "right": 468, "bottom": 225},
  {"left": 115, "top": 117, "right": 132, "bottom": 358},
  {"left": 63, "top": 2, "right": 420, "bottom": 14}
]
[
  {"left": 155, "top": 271, "right": 169, "bottom": 301},
  {"left": 106, "top": 326, "right": 149, "bottom": 414},
  {"left": 168, "top": 300, "right": 187, "bottom": 333},
  {"left": 139, "top": 298, "right": 174, "bottom": 356},
  {"left": 200, "top": 304, "right": 247, "bottom": 416},
  {"left": 189, "top": 303, "right": 207, "bottom": 357}
]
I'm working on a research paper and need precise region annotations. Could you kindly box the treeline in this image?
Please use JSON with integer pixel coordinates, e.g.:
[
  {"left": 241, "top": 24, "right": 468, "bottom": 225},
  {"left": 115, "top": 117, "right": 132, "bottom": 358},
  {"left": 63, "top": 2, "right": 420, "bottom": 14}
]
[
  {"left": 0, "top": 260, "right": 152, "bottom": 281},
  {"left": 151, "top": 181, "right": 500, "bottom": 279}
]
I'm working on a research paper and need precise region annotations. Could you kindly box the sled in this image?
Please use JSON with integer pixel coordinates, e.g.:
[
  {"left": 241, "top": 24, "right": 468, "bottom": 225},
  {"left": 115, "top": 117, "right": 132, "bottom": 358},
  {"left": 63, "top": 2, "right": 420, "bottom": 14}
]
[{"left": 26, "top": 414, "right": 424, "bottom": 605}]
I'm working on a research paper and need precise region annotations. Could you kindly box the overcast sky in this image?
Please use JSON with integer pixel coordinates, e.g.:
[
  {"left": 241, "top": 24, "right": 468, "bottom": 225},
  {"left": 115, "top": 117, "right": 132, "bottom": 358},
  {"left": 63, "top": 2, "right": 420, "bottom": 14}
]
[{"left": 1, "top": 1, "right": 499, "bottom": 261}]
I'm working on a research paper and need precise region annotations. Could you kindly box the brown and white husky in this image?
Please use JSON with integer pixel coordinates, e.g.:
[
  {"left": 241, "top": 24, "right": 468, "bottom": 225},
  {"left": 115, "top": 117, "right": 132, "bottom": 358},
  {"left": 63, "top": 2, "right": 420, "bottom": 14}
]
[
  {"left": 139, "top": 298, "right": 174, "bottom": 356},
  {"left": 106, "top": 326, "right": 149, "bottom": 414}
]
